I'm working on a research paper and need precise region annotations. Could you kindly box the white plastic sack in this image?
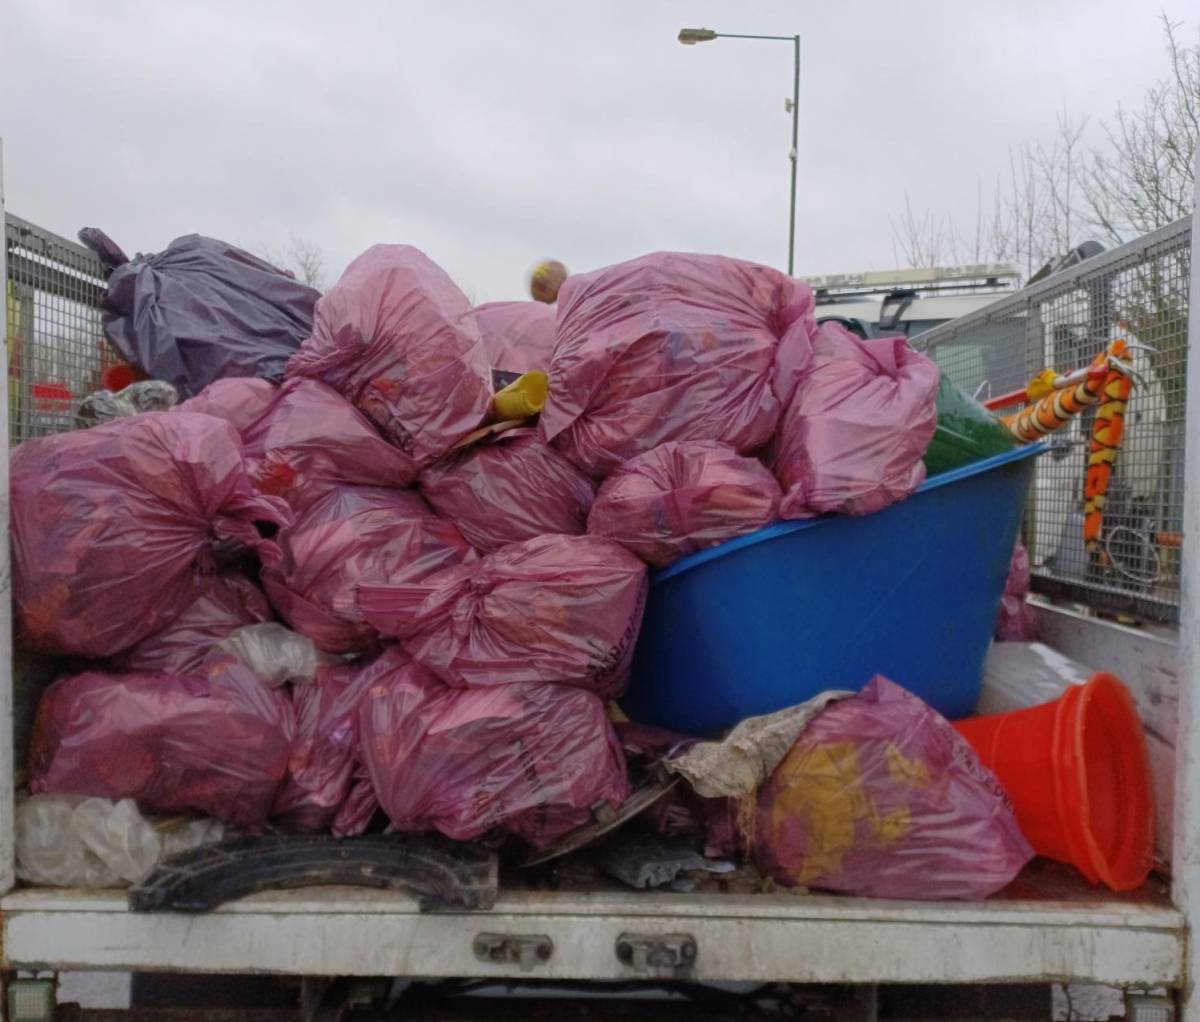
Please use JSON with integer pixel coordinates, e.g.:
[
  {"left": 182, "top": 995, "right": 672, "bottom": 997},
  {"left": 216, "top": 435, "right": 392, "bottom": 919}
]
[
  {"left": 15, "top": 795, "right": 225, "bottom": 888},
  {"left": 216, "top": 622, "right": 321, "bottom": 686}
]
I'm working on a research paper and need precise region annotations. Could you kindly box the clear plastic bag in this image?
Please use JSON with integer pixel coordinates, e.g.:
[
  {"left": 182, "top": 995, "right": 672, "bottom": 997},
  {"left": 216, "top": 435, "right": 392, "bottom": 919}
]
[
  {"left": 76, "top": 380, "right": 180, "bottom": 427},
  {"left": 358, "top": 533, "right": 647, "bottom": 698},
  {"left": 217, "top": 622, "right": 321, "bottom": 686},
  {"left": 587, "top": 440, "right": 782, "bottom": 567},
  {"left": 15, "top": 795, "right": 226, "bottom": 888}
]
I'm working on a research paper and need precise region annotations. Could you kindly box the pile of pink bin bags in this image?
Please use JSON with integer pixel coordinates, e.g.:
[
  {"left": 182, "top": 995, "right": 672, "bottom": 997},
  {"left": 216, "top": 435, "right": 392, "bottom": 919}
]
[{"left": 13, "top": 243, "right": 1033, "bottom": 899}]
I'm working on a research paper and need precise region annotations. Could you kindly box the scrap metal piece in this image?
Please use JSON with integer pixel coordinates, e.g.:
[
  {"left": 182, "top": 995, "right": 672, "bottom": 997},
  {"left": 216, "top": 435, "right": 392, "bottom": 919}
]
[
  {"left": 599, "top": 832, "right": 732, "bottom": 891},
  {"left": 518, "top": 770, "right": 680, "bottom": 867},
  {"left": 129, "top": 833, "right": 498, "bottom": 913}
]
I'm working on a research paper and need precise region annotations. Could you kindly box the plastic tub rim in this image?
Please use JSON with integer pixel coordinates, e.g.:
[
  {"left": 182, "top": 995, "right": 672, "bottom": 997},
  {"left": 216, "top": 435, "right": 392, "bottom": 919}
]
[{"left": 652, "top": 443, "right": 1046, "bottom": 585}]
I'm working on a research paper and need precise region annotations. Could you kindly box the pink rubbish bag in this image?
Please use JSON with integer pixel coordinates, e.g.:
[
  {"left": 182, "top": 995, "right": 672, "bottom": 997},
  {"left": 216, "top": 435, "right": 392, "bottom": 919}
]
[
  {"left": 263, "top": 485, "right": 473, "bottom": 654},
  {"left": 333, "top": 761, "right": 380, "bottom": 838},
  {"left": 996, "top": 542, "right": 1039, "bottom": 642},
  {"left": 419, "top": 428, "right": 596, "bottom": 553},
  {"left": 770, "top": 323, "right": 939, "bottom": 519},
  {"left": 358, "top": 533, "right": 647, "bottom": 698},
  {"left": 11, "top": 412, "right": 291, "bottom": 659},
  {"left": 286, "top": 245, "right": 494, "bottom": 467},
  {"left": 176, "top": 377, "right": 280, "bottom": 435},
  {"left": 182, "top": 377, "right": 417, "bottom": 510},
  {"left": 111, "top": 573, "right": 272, "bottom": 676},
  {"left": 587, "top": 440, "right": 782, "bottom": 567},
  {"left": 358, "top": 648, "right": 630, "bottom": 848},
  {"left": 472, "top": 301, "right": 557, "bottom": 375},
  {"left": 29, "top": 655, "right": 296, "bottom": 828},
  {"left": 540, "top": 252, "right": 816, "bottom": 477},
  {"left": 754, "top": 676, "right": 1032, "bottom": 899},
  {"left": 273, "top": 655, "right": 387, "bottom": 832}
]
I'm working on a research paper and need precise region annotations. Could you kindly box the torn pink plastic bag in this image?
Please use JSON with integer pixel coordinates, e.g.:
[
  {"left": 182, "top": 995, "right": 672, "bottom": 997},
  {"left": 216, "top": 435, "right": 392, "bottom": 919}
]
[
  {"left": 754, "top": 676, "right": 1033, "bottom": 899},
  {"left": 996, "top": 542, "right": 1039, "bottom": 642},
  {"left": 29, "top": 655, "right": 296, "bottom": 828},
  {"left": 587, "top": 440, "right": 782, "bottom": 567},
  {"left": 358, "top": 648, "right": 629, "bottom": 848},
  {"left": 419, "top": 428, "right": 596, "bottom": 554},
  {"left": 263, "top": 484, "right": 473, "bottom": 654},
  {"left": 182, "top": 377, "right": 417, "bottom": 510},
  {"left": 286, "top": 245, "right": 494, "bottom": 467},
  {"left": 11, "top": 412, "right": 291, "bottom": 658},
  {"left": 540, "top": 252, "right": 816, "bottom": 477},
  {"left": 111, "top": 573, "right": 272, "bottom": 676},
  {"left": 358, "top": 533, "right": 647, "bottom": 699},
  {"left": 769, "top": 323, "right": 940, "bottom": 519},
  {"left": 273, "top": 655, "right": 388, "bottom": 832},
  {"left": 473, "top": 301, "right": 557, "bottom": 375}
]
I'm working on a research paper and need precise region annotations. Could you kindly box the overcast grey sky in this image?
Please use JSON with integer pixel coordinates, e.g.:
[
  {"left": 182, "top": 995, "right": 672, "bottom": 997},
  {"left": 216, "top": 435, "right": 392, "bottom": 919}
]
[{"left": 0, "top": 0, "right": 1188, "bottom": 301}]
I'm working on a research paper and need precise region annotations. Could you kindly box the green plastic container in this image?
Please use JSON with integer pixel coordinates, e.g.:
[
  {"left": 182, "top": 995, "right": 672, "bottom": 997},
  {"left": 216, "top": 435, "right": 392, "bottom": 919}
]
[{"left": 923, "top": 374, "right": 1016, "bottom": 475}]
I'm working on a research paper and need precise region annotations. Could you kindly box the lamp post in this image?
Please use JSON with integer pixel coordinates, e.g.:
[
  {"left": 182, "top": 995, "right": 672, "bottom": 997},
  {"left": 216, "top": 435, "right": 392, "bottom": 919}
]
[{"left": 678, "top": 27, "right": 801, "bottom": 276}]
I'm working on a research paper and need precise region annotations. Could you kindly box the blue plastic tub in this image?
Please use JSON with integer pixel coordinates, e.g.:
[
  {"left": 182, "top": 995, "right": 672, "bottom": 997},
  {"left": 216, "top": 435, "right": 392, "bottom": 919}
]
[{"left": 623, "top": 445, "right": 1042, "bottom": 736}]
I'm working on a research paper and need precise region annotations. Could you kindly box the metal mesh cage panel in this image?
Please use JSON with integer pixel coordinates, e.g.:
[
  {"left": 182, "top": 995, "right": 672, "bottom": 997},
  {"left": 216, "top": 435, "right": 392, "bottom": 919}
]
[
  {"left": 5, "top": 213, "right": 122, "bottom": 446},
  {"left": 915, "top": 216, "right": 1191, "bottom": 622}
]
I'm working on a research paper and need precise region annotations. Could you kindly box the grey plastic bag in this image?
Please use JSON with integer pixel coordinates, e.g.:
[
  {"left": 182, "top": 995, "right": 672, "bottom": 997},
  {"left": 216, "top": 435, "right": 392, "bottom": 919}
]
[{"left": 82, "top": 229, "right": 319, "bottom": 397}]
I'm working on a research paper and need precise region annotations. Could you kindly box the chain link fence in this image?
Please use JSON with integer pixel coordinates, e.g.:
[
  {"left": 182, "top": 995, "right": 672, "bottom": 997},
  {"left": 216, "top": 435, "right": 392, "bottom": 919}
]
[{"left": 915, "top": 216, "right": 1191, "bottom": 623}]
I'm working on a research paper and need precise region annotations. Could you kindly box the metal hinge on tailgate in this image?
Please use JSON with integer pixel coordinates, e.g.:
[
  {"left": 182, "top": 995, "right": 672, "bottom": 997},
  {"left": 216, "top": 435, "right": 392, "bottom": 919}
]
[
  {"left": 472, "top": 932, "right": 554, "bottom": 972},
  {"left": 615, "top": 932, "right": 698, "bottom": 976}
]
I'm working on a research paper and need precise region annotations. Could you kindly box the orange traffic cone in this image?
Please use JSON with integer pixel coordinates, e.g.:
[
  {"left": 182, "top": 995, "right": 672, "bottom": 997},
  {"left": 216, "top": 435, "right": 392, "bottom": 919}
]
[{"left": 954, "top": 673, "right": 1153, "bottom": 892}]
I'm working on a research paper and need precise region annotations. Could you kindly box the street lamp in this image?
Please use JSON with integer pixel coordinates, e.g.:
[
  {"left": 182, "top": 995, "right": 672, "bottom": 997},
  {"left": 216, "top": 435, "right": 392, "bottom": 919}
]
[{"left": 678, "top": 27, "right": 801, "bottom": 276}]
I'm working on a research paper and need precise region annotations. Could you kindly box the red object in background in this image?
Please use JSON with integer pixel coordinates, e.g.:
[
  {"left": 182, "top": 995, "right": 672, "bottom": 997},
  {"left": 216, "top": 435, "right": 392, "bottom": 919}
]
[
  {"left": 100, "top": 365, "right": 147, "bottom": 392},
  {"left": 31, "top": 382, "right": 74, "bottom": 411}
]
